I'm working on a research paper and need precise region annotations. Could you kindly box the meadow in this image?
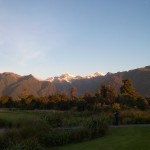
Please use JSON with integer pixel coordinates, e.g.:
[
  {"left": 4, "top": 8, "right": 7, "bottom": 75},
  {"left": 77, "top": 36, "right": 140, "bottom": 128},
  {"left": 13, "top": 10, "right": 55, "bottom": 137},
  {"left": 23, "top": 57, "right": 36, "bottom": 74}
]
[
  {"left": 0, "top": 109, "right": 150, "bottom": 149},
  {"left": 0, "top": 109, "right": 111, "bottom": 150}
]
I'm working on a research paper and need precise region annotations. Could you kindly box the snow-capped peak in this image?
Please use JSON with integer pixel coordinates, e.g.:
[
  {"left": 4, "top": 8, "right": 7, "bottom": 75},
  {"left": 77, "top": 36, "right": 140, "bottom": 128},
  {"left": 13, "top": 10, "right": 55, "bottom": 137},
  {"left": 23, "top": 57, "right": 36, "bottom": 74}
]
[
  {"left": 94, "top": 72, "right": 104, "bottom": 76},
  {"left": 59, "top": 73, "right": 76, "bottom": 82},
  {"left": 46, "top": 72, "right": 104, "bottom": 83},
  {"left": 46, "top": 73, "right": 76, "bottom": 82},
  {"left": 84, "top": 72, "right": 104, "bottom": 79},
  {"left": 60, "top": 73, "right": 75, "bottom": 78}
]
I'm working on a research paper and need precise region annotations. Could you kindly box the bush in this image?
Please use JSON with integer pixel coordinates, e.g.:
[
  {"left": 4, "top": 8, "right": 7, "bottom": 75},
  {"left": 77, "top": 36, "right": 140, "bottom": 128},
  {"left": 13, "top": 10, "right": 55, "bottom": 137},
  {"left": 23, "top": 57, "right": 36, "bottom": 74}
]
[
  {"left": 120, "top": 110, "right": 150, "bottom": 124},
  {"left": 39, "top": 129, "right": 71, "bottom": 147},
  {"left": 38, "top": 114, "right": 111, "bottom": 147},
  {"left": 69, "top": 128, "right": 90, "bottom": 142},
  {"left": 112, "top": 103, "right": 121, "bottom": 111},
  {"left": 83, "top": 114, "right": 111, "bottom": 138},
  {"left": 6, "top": 139, "right": 45, "bottom": 150},
  {"left": 0, "top": 129, "right": 21, "bottom": 149},
  {"left": 19, "top": 119, "right": 50, "bottom": 139},
  {"left": 0, "top": 118, "right": 12, "bottom": 128},
  {"left": 40, "top": 112, "right": 63, "bottom": 127},
  {"left": 0, "top": 111, "right": 112, "bottom": 149}
]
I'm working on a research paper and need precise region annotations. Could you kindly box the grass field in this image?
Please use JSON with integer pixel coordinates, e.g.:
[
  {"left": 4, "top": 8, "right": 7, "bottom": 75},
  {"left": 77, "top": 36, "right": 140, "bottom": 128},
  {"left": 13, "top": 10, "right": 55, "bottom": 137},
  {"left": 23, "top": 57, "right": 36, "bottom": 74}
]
[
  {"left": 1, "top": 110, "right": 150, "bottom": 150},
  {"left": 0, "top": 110, "right": 39, "bottom": 124},
  {"left": 52, "top": 126, "right": 150, "bottom": 150}
]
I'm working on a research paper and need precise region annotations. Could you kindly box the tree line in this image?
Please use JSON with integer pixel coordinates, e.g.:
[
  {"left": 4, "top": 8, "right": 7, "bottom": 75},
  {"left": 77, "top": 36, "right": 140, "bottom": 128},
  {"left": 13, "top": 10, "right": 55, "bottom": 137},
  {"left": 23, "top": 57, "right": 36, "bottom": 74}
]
[{"left": 0, "top": 79, "right": 150, "bottom": 111}]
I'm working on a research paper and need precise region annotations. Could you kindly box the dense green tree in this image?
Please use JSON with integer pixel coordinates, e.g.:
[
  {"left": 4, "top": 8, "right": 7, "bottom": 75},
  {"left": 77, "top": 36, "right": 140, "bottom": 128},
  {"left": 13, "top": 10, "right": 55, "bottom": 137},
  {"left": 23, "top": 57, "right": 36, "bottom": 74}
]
[
  {"left": 77, "top": 99, "right": 86, "bottom": 111},
  {"left": 146, "top": 97, "right": 150, "bottom": 106},
  {"left": 100, "top": 84, "right": 116, "bottom": 105},
  {"left": 83, "top": 92, "right": 93, "bottom": 98},
  {"left": 70, "top": 87, "right": 77, "bottom": 100},
  {"left": 59, "top": 92, "right": 68, "bottom": 100},
  {"left": 118, "top": 79, "right": 143, "bottom": 109},
  {"left": 120, "top": 79, "right": 140, "bottom": 98},
  {"left": 117, "top": 94, "right": 136, "bottom": 108},
  {"left": 95, "top": 89, "right": 101, "bottom": 98},
  {"left": 82, "top": 92, "right": 96, "bottom": 110},
  {"left": 0, "top": 96, "right": 14, "bottom": 108},
  {"left": 136, "top": 98, "right": 148, "bottom": 110}
]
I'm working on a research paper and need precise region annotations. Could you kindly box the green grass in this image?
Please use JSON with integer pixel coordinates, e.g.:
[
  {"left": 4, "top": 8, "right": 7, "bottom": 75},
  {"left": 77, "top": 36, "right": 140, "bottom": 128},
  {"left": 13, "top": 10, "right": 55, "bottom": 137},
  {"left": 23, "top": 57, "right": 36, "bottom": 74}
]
[
  {"left": 51, "top": 126, "right": 150, "bottom": 150},
  {"left": 1, "top": 109, "right": 150, "bottom": 150},
  {"left": 0, "top": 110, "right": 38, "bottom": 122}
]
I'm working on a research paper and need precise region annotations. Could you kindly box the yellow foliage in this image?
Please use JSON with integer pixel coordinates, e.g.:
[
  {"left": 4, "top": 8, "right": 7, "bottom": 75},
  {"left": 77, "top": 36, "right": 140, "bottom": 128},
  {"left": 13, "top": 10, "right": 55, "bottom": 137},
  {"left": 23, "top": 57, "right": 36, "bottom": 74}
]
[{"left": 112, "top": 103, "right": 121, "bottom": 111}]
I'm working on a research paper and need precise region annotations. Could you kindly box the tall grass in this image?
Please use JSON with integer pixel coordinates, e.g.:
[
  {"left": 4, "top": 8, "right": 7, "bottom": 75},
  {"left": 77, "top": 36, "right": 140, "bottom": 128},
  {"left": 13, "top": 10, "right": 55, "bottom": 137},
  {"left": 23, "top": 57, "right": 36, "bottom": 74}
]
[{"left": 120, "top": 109, "right": 150, "bottom": 124}]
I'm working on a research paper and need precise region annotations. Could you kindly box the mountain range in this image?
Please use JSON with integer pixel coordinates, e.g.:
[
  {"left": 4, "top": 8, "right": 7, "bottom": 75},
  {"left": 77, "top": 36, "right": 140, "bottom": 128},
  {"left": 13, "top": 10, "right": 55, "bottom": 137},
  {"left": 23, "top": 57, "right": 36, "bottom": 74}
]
[
  {"left": 0, "top": 66, "right": 150, "bottom": 99},
  {"left": 46, "top": 72, "right": 104, "bottom": 82}
]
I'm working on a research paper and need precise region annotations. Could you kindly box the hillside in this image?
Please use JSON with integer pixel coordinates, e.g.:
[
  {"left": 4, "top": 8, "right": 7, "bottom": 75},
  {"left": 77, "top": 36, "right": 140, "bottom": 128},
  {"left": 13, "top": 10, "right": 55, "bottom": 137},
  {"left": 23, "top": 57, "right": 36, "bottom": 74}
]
[
  {"left": 53, "top": 66, "right": 150, "bottom": 97},
  {"left": 0, "top": 73, "right": 56, "bottom": 99}
]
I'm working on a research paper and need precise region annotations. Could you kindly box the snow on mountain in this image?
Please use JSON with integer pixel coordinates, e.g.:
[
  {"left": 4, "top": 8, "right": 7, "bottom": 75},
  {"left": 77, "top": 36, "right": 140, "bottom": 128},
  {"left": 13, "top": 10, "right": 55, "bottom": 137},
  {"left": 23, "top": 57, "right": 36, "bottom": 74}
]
[
  {"left": 84, "top": 72, "right": 104, "bottom": 79},
  {"left": 46, "top": 72, "right": 104, "bottom": 83},
  {"left": 94, "top": 72, "right": 105, "bottom": 76},
  {"left": 46, "top": 73, "right": 75, "bottom": 82},
  {"left": 46, "top": 77, "right": 54, "bottom": 82},
  {"left": 57, "top": 73, "right": 75, "bottom": 82}
]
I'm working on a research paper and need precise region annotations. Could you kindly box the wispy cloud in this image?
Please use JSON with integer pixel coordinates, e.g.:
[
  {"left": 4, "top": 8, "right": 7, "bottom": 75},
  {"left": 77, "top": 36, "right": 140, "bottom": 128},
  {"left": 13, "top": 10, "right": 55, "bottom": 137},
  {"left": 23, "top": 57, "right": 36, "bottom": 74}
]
[
  {"left": 0, "top": 18, "right": 44, "bottom": 67},
  {"left": 13, "top": 39, "right": 42, "bottom": 67}
]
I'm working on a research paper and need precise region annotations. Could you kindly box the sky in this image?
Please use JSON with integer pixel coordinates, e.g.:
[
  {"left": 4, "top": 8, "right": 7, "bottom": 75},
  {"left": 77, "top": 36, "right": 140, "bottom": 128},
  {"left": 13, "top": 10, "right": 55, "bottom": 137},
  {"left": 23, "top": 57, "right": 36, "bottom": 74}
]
[{"left": 0, "top": 0, "right": 150, "bottom": 79}]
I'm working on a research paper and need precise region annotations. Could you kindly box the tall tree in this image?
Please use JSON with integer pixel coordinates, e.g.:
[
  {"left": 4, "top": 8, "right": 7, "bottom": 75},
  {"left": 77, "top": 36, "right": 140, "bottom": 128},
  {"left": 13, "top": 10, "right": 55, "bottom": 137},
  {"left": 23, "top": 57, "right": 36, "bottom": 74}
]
[
  {"left": 100, "top": 84, "right": 116, "bottom": 105},
  {"left": 95, "top": 89, "right": 101, "bottom": 98},
  {"left": 120, "top": 79, "right": 140, "bottom": 98},
  {"left": 70, "top": 87, "right": 77, "bottom": 99},
  {"left": 101, "top": 84, "right": 116, "bottom": 99},
  {"left": 59, "top": 92, "right": 68, "bottom": 101}
]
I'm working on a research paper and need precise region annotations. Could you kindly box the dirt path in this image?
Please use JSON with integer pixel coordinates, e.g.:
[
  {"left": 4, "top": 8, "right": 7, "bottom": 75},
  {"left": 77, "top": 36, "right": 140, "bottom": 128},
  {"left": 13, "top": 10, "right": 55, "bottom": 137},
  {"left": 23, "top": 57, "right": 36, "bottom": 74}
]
[
  {"left": 0, "top": 124, "right": 150, "bottom": 135},
  {"left": 54, "top": 124, "right": 150, "bottom": 130},
  {"left": 112, "top": 124, "right": 150, "bottom": 128}
]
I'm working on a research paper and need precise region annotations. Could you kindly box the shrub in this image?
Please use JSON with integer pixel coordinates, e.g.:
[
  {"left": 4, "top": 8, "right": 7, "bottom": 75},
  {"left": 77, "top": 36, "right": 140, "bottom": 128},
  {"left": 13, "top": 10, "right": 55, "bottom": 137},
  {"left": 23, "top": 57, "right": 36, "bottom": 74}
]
[
  {"left": 6, "top": 139, "right": 45, "bottom": 150},
  {"left": 77, "top": 100, "right": 86, "bottom": 111},
  {"left": 38, "top": 129, "right": 71, "bottom": 147},
  {"left": 0, "top": 118, "right": 12, "bottom": 128},
  {"left": 69, "top": 128, "right": 90, "bottom": 142},
  {"left": 0, "top": 129, "right": 21, "bottom": 149},
  {"left": 0, "top": 111, "right": 112, "bottom": 149},
  {"left": 120, "top": 110, "right": 150, "bottom": 124},
  {"left": 83, "top": 114, "right": 111, "bottom": 138},
  {"left": 19, "top": 119, "right": 50, "bottom": 139},
  {"left": 40, "top": 112, "right": 63, "bottom": 127},
  {"left": 112, "top": 103, "right": 121, "bottom": 111},
  {"left": 0, "top": 119, "right": 50, "bottom": 149}
]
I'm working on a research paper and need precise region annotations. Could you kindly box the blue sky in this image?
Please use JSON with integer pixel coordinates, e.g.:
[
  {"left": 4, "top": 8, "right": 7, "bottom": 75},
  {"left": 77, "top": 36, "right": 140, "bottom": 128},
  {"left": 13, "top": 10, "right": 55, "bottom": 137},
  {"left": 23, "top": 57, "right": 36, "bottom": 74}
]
[{"left": 0, "top": 0, "right": 150, "bottom": 79}]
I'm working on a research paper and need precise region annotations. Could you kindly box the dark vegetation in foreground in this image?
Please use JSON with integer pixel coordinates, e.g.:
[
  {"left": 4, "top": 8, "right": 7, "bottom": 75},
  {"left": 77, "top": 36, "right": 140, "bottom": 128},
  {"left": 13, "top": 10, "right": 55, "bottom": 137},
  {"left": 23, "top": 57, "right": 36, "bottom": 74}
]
[
  {"left": 0, "top": 110, "right": 111, "bottom": 150},
  {"left": 0, "top": 109, "right": 150, "bottom": 150},
  {"left": 0, "top": 79, "right": 150, "bottom": 149}
]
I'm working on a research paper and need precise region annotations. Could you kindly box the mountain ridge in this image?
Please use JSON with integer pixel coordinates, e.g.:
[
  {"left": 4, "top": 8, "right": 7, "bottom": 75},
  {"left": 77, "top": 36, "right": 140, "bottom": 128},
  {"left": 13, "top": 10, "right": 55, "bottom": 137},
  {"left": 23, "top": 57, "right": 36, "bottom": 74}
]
[
  {"left": 0, "top": 66, "right": 150, "bottom": 98},
  {"left": 46, "top": 72, "right": 104, "bottom": 82}
]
